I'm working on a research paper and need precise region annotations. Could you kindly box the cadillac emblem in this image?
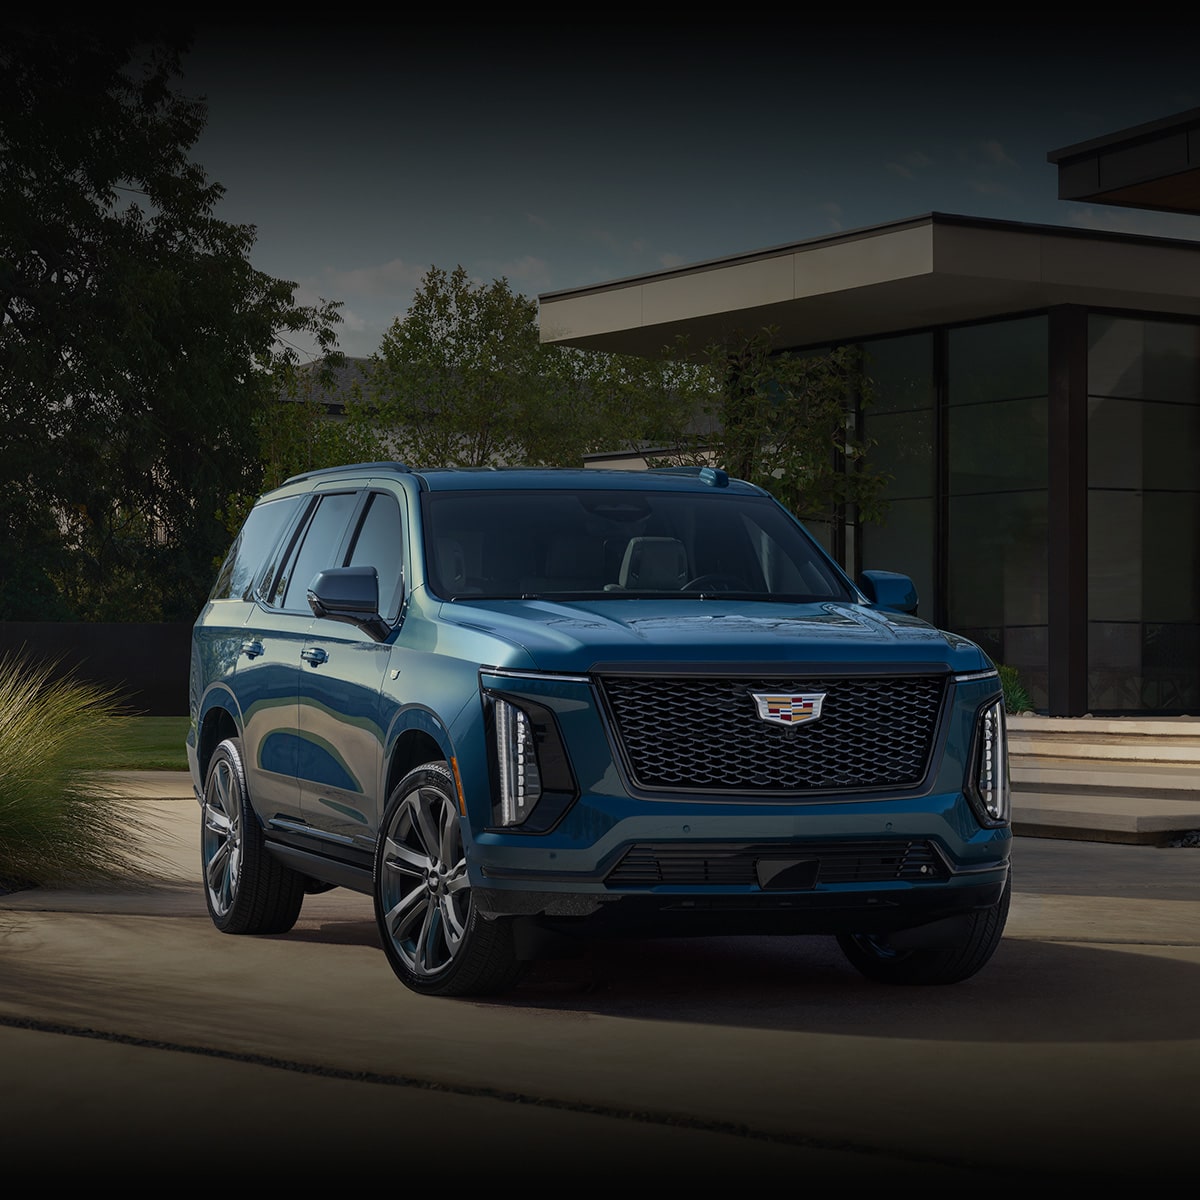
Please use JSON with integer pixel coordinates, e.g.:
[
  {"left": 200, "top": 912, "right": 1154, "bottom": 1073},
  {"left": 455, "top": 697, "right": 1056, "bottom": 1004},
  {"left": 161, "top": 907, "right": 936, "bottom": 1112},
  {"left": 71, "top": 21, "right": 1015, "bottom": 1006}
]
[{"left": 751, "top": 691, "right": 826, "bottom": 726}]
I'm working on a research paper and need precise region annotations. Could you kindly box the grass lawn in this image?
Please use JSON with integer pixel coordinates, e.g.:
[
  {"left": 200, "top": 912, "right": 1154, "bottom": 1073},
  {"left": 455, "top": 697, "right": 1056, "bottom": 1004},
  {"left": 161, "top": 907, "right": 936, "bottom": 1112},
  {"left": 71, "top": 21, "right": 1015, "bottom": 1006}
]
[{"left": 84, "top": 716, "right": 191, "bottom": 771}]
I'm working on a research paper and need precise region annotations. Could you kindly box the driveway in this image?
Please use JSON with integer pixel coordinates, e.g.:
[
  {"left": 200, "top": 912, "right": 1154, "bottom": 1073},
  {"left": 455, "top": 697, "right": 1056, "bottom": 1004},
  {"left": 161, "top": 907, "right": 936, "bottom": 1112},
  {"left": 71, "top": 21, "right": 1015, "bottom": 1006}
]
[{"left": 1, "top": 795, "right": 1197, "bottom": 1185}]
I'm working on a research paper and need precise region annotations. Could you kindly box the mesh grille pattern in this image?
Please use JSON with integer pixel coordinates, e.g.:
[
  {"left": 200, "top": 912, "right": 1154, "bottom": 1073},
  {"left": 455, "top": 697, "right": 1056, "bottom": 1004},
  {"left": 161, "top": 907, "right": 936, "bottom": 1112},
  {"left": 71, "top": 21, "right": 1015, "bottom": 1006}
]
[
  {"left": 600, "top": 673, "right": 945, "bottom": 792},
  {"left": 606, "top": 840, "right": 946, "bottom": 887}
]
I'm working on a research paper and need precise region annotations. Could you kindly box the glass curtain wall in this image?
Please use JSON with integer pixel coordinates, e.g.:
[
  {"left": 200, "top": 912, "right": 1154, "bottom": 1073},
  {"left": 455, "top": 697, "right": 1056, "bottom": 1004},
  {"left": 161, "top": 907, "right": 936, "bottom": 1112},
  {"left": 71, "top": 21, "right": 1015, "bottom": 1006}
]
[
  {"left": 944, "top": 317, "right": 1049, "bottom": 707},
  {"left": 857, "top": 320, "right": 1050, "bottom": 709},
  {"left": 1087, "top": 315, "right": 1200, "bottom": 713},
  {"left": 860, "top": 334, "right": 936, "bottom": 620}
]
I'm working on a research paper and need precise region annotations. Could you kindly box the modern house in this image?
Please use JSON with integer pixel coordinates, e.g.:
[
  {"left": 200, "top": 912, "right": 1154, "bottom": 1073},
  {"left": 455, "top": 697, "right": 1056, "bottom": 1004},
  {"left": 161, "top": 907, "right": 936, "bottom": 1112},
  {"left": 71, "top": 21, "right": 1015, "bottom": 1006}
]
[{"left": 537, "top": 111, "right": 1200, "bottom": 720}]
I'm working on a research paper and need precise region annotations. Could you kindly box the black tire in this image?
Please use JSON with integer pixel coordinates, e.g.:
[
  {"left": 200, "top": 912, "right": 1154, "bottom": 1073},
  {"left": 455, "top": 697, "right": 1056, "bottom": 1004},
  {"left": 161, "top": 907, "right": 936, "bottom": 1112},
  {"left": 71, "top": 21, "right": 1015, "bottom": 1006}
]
[
  {"left": 374, "top": 762, "right": 525, "bottom": 997},
  {"left": 201, "top": 737, "right": 304, "bottom": 935},
  {"left": 837, "top": 874, "right": 1011, "bottom": 985}
]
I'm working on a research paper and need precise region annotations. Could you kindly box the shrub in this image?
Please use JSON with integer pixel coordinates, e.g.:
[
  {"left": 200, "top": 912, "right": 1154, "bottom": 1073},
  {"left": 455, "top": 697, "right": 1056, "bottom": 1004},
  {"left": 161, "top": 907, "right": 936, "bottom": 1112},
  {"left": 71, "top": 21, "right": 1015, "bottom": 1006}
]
[
  {"left": 997, "top": 664, "right": 1032, "bottom": 716},
  {"left": 0, "top": 652, "right": 153, "bottom": 889}
]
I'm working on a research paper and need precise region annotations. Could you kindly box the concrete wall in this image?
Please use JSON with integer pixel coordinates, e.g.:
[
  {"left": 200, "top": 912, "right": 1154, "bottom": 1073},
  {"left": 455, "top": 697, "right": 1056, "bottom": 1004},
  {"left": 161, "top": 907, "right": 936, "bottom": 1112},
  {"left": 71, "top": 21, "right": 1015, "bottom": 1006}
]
[{"left": 0, "top": 623, "right": 192, "bottom": 716}]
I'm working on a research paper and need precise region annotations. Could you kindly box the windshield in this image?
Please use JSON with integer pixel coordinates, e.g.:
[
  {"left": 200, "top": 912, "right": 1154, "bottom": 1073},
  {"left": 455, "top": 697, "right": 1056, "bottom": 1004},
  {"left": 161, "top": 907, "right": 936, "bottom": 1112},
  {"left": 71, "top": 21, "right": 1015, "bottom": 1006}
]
[{"left": 421, "top": 489, "right": 854, "bottom": 602}]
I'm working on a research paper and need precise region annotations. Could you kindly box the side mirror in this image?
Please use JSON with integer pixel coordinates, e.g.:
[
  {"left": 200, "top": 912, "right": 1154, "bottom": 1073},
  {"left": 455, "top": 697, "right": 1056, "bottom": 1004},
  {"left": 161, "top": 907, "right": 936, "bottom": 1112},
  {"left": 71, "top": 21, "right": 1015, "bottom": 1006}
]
[
  {"left": 858, "top": 569, "right": 919, "bottom": 615},
  {"left": 307, "top": 566, "right": 390, "bottom": 641}
]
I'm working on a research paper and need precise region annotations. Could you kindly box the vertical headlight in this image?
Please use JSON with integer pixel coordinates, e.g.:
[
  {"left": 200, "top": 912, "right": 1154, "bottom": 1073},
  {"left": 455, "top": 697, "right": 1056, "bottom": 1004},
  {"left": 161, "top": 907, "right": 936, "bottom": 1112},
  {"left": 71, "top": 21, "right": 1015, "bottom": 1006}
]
[
  {"left": 494, "top": 698, "right": 543, "bottom": 826},
  {"left": 969, "top": 697, "right": 1010, "bottom": 825}
]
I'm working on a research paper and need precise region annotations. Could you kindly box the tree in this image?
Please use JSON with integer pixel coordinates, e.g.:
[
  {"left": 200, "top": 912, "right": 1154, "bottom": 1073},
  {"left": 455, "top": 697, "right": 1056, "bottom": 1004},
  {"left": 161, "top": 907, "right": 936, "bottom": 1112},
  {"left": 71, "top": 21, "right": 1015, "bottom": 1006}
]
[
  {"left": 651, "top": 330, "right": 889, "bottom": 529},
  {"left": 365, "top": 265, "right": 560, "bottom": 466},
  {"left": 219, "top": 357, "right": 388, "bottom": 539},
  {"left": 362, "top": 265, "right": 700, "bottom": 468},
  {"left": 0, "top": 24, "right": 342, "bottom": 621}
]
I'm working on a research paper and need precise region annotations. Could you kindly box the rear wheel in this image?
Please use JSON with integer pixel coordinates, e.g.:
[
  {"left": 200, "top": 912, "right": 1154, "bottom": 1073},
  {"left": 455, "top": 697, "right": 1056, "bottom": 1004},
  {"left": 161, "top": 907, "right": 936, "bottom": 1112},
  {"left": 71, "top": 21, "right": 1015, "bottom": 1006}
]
[
  {"left": 837, "top": 875, "right": 1010, "bottom": 985},
  {"left": 374, "top": 762, "right": 524, "bottom": 997},
  {"left": 201, "top": 738, "right": 304, "bottom": 935}
]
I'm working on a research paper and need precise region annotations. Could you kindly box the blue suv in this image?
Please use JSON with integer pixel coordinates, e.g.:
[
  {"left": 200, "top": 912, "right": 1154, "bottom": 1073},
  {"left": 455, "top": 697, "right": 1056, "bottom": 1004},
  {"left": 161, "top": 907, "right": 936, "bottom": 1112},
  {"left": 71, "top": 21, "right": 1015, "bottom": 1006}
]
[{"left": 188, "top": 462, "right": 1011, "bottom": 996}]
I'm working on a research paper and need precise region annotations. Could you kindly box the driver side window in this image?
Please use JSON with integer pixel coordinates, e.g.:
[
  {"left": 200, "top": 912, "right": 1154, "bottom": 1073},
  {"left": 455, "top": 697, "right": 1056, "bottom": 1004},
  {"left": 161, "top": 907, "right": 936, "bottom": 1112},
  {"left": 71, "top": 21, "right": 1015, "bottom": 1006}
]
[
  {"left": 279, "top": 491, "right": 360, "bottom": 611},
  {"left": 346, "top": 492, "right": 405, "bottom": 621}
]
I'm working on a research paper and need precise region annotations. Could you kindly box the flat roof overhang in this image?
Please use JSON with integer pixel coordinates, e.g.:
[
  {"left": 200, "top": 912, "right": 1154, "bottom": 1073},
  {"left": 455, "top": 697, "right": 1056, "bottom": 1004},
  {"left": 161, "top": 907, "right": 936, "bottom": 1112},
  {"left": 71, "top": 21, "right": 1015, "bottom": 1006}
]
[
  {"left": 1047, "top": 108, "right": 1200, "bottom": 215},
  {"left": 538, "top": 212, "right": 1200, "bottom": 359}
]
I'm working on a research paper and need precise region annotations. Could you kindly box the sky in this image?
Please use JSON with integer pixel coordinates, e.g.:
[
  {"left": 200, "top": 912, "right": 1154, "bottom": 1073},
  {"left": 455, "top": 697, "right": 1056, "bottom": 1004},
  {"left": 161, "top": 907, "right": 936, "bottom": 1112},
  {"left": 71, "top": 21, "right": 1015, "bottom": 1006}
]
[{"left": 180, "top": 23, "right": 1200, "bottom": 361}]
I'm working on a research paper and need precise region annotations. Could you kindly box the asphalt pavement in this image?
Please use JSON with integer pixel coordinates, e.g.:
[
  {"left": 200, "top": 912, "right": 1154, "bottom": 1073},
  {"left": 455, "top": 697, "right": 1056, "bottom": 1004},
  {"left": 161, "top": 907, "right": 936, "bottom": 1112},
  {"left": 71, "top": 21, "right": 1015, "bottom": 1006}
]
[{"left": 1, "top": 773, "right": 1197, "bottom": 1185}]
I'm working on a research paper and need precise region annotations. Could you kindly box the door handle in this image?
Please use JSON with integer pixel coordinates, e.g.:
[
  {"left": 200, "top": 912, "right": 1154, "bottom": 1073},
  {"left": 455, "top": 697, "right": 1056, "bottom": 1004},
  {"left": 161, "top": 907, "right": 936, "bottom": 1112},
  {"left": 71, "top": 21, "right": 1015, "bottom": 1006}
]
[
  {"left": 300, "top": 646, "right": 328, "bottom": 666},
  {"left": 241, "top": 640, "right": 264, "bottom": 659}
]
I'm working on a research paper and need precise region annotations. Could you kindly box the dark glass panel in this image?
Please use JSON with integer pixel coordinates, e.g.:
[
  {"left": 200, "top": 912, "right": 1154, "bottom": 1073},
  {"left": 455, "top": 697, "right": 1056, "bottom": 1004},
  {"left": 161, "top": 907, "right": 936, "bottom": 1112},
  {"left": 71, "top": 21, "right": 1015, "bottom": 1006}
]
[
  {"left": 1089, "top": 314, "right": 1200, "bottom": 403},
  {"left": 861, "top": 333, "right": 934, "bottom": 414},
  {"left": 1089, "top": 490, "right": 1200, "bottom": 624},
  {"left": 1002, "top": 625, "right": 1048, "bottom": 712},
  {"left": 1088, "top": 622, "right": 1200, "bottom": 713},
  {"left": 948, "top": 317, "right": 1047, "bottom": 406},
  {"left": 861, "top": 498, "right": 934, "bottom": 623},
  {"left": 864, "top": 409, "right": 934, "bottom": 499},
  {"left": 1088, "top": 397, "right": 1200, "bottom": 491},
  {"left": 948, "top": 398, "right": 1048, "bottom": 494},
  {"left": 947, "top": 491, "right": 1048, "bottom": 629}
]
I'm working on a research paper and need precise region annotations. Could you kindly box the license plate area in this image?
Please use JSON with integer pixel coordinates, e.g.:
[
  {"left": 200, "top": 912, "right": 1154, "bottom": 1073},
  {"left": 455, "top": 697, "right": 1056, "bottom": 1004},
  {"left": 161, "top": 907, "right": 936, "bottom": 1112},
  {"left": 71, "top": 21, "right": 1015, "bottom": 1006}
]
[{"left": 755, "top": 857, "right": 819, "bottom": 890}]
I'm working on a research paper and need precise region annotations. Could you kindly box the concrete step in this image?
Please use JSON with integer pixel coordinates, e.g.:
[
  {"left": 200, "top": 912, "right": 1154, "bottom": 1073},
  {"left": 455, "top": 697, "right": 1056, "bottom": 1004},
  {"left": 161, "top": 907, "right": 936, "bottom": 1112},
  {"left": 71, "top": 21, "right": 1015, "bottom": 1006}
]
[
  {"left": 1008, "top": 716, "right": 1200, "bottom": 763},
  {"left": 1011, "top": 791, "right": 1200, "bottom": 844},
  {"left": 1011, "top": 757, "right": 1200, "bottom": 799},
  {"left": 1007, "top": 717, "right": 1200, "bottom": 841}
]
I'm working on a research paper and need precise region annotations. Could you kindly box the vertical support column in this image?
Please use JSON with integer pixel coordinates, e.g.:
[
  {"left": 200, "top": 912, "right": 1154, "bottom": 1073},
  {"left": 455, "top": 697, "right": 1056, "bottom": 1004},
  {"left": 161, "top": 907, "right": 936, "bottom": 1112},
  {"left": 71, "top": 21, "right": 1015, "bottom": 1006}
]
[
  {"left": 1048, "top": 306, "right": 1089, "bottom": 716},
  {"left": 933, "top": 328, "right": 949, "bottom": 631}
]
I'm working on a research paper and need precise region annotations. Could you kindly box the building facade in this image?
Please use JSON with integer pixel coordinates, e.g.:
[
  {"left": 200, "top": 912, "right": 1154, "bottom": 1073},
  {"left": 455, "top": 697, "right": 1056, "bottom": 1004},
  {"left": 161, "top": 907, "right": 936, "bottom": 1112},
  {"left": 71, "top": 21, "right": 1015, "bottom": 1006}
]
[{"left": 538, "top": 210, "right": 1200, "bottom": 717}]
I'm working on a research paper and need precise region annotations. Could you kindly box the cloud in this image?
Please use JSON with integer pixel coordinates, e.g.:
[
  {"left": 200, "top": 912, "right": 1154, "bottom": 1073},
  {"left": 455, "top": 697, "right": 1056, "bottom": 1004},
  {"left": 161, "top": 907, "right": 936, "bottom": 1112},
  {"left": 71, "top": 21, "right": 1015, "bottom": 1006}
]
[
  {"left": 820, "top": 202, "right": 843, "bottom": 231},
  {"left": 658, "top": 252, "right": 687, "bottom": 269},
  {"left": 326, "top": 258, "right": 428, "bottom": 299},
  {"left": 492, "top": 255, "right": 552, "bottom": 288},
  {"left": 887, "top": 151, "right": 934, "bottom": 179},
  {"left": 590, "top": 229, "right": 627, "bottom": 254},
  {"left": 968, "top": 180, "right": 1014, "bottom": 196},
  {"left": 979, "top": 139, "right": 1017, "bottom": 168},
  {"left": 336, "top": 307, "right": 366, "bottom": 333}
]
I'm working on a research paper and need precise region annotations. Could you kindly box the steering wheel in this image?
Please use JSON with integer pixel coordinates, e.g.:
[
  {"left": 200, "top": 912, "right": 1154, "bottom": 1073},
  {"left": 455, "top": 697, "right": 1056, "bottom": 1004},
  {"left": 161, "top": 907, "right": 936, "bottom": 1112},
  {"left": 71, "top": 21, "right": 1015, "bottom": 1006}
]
[{"left": 681, "top": 574, "right": 749, "bottom": 592}]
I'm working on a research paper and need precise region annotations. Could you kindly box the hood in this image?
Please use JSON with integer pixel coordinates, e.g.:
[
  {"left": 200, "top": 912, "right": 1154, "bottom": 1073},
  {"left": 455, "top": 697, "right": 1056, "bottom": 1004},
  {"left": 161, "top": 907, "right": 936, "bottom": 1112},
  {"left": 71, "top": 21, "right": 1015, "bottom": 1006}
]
[{"left": 435, "top": 596, "right": 991, "bottom": 675}]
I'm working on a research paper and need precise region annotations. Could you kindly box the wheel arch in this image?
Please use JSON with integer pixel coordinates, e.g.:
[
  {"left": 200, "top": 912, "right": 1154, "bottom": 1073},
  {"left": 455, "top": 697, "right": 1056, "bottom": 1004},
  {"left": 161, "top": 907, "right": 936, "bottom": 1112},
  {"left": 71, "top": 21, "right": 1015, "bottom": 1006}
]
[
  {"left": 197, "top": 687, "right": 242, "bottom": 789},
  {"left": 385, "top": 723, "right": 451, "bottom": 803}
]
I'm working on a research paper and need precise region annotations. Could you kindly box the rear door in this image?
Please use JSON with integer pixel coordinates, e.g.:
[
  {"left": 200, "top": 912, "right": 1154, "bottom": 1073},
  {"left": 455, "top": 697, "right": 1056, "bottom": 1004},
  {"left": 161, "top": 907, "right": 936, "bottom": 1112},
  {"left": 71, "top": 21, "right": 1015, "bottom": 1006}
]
[{"left": 239, "top": 488, "right": 360, "bottom": 825}]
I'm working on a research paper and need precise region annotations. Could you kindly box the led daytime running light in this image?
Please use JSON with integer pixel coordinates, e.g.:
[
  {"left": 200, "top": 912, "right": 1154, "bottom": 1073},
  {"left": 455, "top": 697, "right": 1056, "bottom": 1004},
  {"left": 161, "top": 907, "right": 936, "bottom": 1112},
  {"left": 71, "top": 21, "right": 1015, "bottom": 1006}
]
[
  {"left": 975, "top": 698, "right": 1010, "bottom": 823},
  {"left": 495, "top": 698, "right": 542, "bottom": 826}
]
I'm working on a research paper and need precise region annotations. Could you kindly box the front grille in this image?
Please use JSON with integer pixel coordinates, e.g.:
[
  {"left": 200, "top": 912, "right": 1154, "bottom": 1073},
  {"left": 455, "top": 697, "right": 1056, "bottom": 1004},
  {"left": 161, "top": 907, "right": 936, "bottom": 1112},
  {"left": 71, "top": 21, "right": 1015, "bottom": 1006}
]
[
  {"left": 599, "top": 673, "right": 945, "bottom": 792},
  {"left": 605, "top": 840, "right": 946, "bottom": 887}
]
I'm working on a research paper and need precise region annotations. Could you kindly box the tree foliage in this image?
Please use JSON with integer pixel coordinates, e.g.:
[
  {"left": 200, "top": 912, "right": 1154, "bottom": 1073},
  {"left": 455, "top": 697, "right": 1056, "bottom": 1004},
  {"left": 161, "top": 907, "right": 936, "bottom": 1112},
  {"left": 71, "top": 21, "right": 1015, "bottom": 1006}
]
[
  {"left": 0, "top": 24, "right": 342, "bottom": 620},
  {"left": 651, "top": 330, "right": 890, "bottom": 528},
  {"left": 218, "top": 357, "right": 387, "bottom": 538},
  {"left": 358, "top": 274, "right": 885, "bottom": 538},
  {"left": 366, "top": 266, "right": 549, "bottom": 466},
  {"left": 361, "top": 265, "right": 701, "bottom": 468}
]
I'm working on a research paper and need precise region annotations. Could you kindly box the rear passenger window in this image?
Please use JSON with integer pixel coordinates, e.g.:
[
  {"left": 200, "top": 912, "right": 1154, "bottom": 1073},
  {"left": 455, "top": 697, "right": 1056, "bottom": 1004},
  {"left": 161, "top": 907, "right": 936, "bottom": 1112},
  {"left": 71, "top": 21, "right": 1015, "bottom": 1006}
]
[
  {"left": 279, "top": 492, "right": 360, "bottom": 611},
  {"left": 210, "top": 495, "right": 303, "bottom": 601},
  {"left": 347, "top": 492, "right": 405, "bottom": 620}
]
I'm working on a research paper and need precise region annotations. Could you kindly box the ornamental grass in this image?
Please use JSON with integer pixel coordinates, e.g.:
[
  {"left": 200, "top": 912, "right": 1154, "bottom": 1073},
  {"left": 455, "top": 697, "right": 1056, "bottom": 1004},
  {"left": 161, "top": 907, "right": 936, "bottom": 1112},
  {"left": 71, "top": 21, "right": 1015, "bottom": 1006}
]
[{"left": 0, "top": 651, "right": 153, "bottom": 889}]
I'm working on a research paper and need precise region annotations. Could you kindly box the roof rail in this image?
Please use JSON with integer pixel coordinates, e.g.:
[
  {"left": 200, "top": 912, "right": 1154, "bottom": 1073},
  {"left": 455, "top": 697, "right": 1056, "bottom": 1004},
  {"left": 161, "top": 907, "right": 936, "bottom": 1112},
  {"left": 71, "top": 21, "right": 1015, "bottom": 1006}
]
[
  {"left": 283, "top": 461, "right": 411, "bottom": 485},
  {"left": 649, "top": 466, "right": 730, "bottom": 487}
]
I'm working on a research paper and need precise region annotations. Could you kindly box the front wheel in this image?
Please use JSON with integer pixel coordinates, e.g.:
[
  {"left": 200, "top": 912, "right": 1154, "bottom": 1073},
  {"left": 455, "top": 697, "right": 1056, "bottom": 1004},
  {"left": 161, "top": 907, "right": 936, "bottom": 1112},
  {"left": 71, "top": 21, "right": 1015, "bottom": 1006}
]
[
  {"left": 373, "top": 762, "right": 525, "bottom": 997},
  {"left": 837, "top": 875, "right": 1011, "bottom": 985}
]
